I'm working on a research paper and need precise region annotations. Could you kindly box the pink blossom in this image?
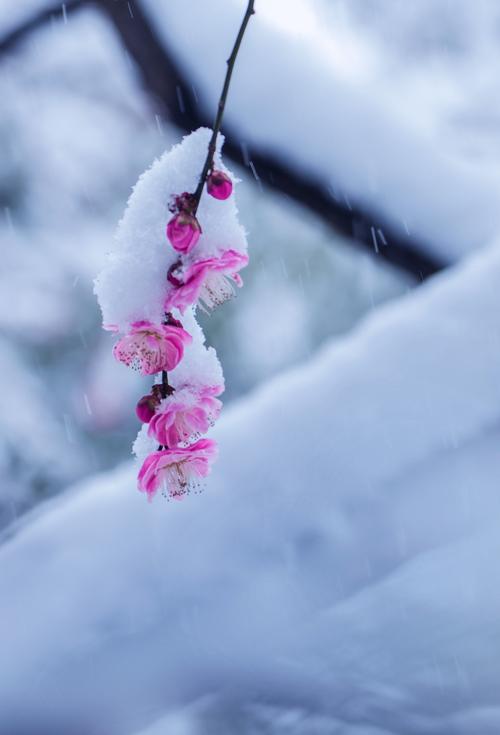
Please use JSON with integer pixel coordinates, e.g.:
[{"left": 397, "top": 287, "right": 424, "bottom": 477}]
[
  {"left": 137, "top": 438, "right": 218, "bottom": 500},
  {"left": 165, "top": 249, "right": 249, "bottom": 314},
  {"left": 207, "top": 170, "right": 233, "bottom": 200},
  {"left": 113, "top": 320, "right": 191, "bottom": 375},
  {"left": 166, "top": 212, "right": 201, "bottom": 253},
  {"left": 148, "top": 386, "right": 222, "bottom": 447}
]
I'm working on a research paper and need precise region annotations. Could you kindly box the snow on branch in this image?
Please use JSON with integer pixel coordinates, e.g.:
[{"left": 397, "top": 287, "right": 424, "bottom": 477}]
[
  {"left": 0, "top": 0, "right": 444, "bottom": 280},
  {"left": 95, "top": 2, "right": 254, "bottom": 500}
]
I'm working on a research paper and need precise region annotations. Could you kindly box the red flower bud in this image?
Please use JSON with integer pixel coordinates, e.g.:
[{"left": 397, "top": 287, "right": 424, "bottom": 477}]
[
  {"left": 136, "top": 393, "right": 160, "bottom": 423},
  {"left": 166, "top": 212, "right": 201, "bottom": 253},
  {"left": 207, "top": 170, "right": 233, "bottom": 200}
]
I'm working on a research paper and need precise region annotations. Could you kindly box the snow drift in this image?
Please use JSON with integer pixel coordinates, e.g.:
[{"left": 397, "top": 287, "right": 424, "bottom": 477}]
[{"left": 1, "top": 234, "right": 500, "bottom": 733}]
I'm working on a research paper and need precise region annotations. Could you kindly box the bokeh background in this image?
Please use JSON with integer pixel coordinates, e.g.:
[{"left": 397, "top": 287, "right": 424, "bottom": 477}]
[{"left": 1, "top": 1, "right": 500, "bottom": 733}]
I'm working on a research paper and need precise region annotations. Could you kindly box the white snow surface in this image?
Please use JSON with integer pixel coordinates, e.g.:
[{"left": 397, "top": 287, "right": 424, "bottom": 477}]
[
  {"left": 141, "top": 0, "right": 500, "bottom": 263},
  {"left": 2, "top": 237, "right": 500, "bottom": 733}
]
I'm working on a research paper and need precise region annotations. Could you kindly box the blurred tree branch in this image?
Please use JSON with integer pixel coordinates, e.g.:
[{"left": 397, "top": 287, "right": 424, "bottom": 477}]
[{"left": 0, "top": 0, "right": 445, "bottom": 280}]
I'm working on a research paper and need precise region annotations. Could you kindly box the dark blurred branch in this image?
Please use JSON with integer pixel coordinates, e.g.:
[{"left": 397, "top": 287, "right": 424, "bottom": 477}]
[
  {"left": 0, "top": 0, "right": 445, "bottom": 280},
  {"left": 0, "top": 0, "right": 85, "bottom": 55}
]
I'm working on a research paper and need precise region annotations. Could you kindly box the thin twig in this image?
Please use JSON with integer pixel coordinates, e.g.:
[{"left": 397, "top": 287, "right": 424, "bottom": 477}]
[
  {"left": 158, "top": 368, "right": 173, "bottom": 448},
  {"left": 156, "top": 5, "right": 255, "bottom": 414},
  {"left": 160, "top": 370, "right": 170, "bottom": 400},
  {"left": 161, "top": 1, "right": 255, "bottom": 412},
  {"left": 192, "top": 0, "right": 255, "bottom": 211}
]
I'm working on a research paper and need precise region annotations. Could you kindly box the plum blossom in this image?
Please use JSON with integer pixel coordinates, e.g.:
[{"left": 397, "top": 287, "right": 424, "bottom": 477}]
[
  {"left": 207, "top": 170, "right": 233, "bottom": 200},
  {"left": 165, "top": 249, "right": 249, "bottom": 314},
  {"left": 137, "top": 438, "right": 218, "bottom": 500},
  {"left": 113, "top": 320, "right": 192, "bottom": 375},
  {"left": 148, "top": 385, "right": 223, "bottom": 447},
  {"left": 98, "top": 130, "right": 250, "bottom": 501},
  {"left": 166, "top": 212, "right": 201, "bottom": 253}
]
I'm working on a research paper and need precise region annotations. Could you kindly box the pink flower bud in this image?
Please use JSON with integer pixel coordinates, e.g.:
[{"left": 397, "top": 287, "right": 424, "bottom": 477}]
[
  {"left": 207, "top": 170, "right": 233, "bottom": 200},
  {"left": 136, "top": 384, "right": 168, "bottom": 423},
  {"left": 136, "top": 394, "right": 158, "bottom": 423},
  {"left": 166, "top": 212, "right": 201, "bottom": 253}
]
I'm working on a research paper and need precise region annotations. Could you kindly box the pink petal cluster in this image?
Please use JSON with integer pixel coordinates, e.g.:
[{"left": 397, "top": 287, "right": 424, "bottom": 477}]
[
  {"left": 138, "top": 438, "right": 218, "bottom": 500},
  {"left": 113, "top": 320, "right": 192, "bottom": 375},
  {"left": 107, "top": 153, "right": 248, "bottom": 502},
  {"left": 165, "top": 249, "right": 249, "bottom": 314},
  {"left": 147, "top": 385, "right": 223, "bottom": 447}
]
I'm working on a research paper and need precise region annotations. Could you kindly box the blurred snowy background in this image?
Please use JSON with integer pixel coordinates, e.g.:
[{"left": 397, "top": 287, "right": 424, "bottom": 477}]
[{"left": 1, "top": 1, "right": 500, "bottom": 733}]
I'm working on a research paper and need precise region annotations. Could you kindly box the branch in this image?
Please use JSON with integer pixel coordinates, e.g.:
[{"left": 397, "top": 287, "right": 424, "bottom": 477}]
[
  {"left": 192, "top": 0, "right": 255, "bottom": 209},
  {"left": 0, "top": 0, "right": 445, "bottom": 279},
  {"left": 0, "top": 0, "right": 85, "bottom": 55}
]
